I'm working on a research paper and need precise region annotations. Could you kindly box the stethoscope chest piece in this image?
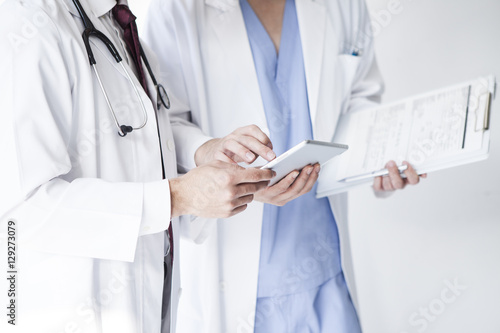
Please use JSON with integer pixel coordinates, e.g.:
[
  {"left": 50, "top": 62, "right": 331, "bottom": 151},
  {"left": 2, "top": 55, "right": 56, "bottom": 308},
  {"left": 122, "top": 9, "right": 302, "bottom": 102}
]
[{"left": 157, "top": 84, "right": 171, "bottom": 110}]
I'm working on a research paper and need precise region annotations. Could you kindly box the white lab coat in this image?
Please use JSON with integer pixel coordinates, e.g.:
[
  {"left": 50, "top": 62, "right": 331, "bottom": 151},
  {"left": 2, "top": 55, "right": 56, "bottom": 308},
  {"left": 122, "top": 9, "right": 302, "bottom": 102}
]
[
  {"left": 0, "top": 0, "right": 181, "bottom": 332},
  {"left": 144, "top": 0, "right": 383, "bottom": 332}
]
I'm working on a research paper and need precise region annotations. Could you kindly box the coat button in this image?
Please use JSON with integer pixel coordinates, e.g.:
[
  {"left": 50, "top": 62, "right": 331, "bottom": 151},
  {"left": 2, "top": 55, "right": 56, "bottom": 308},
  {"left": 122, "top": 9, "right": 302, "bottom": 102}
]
[{"left": 167, "top": 140, "right": 175, "bottom": 152}]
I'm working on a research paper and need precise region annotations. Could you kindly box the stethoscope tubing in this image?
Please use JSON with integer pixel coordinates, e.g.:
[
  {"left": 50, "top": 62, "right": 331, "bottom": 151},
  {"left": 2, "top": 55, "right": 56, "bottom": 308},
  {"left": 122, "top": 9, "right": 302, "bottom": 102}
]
[{"left": 72, "top": 0, "right": 169, "bottom": 137}]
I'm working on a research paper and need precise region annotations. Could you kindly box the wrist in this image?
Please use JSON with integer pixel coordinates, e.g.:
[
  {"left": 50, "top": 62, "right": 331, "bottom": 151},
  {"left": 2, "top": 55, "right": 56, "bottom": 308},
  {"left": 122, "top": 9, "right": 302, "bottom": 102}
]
[
  {"left": 169, "top": 177, "right": 190, "bottom": 218},
  {"left": 194, "top": 138, "right": 219, "bottom": 166}
]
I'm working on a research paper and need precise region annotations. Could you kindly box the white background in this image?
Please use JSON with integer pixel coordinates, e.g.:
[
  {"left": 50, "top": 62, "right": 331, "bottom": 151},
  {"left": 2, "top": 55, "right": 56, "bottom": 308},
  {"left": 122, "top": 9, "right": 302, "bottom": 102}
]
[
  {"left": 349, "top": 1, "right": 500, "bottom": 332},
  {"left": 128, "top": 0, "right": 500, "bottom": 332}
]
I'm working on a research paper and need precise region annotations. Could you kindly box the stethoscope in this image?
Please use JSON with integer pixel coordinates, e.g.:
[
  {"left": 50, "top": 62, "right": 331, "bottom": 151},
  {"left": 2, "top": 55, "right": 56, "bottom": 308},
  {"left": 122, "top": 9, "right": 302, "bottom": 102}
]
[{"left": 72, "top": 0, "right": 171, "bottom": 137}]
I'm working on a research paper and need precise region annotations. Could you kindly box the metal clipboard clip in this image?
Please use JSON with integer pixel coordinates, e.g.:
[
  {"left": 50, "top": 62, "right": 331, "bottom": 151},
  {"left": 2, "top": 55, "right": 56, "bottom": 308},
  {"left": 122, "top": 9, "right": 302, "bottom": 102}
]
[{"left": 472, "top": 92, "right": 492, "bottom": 132}]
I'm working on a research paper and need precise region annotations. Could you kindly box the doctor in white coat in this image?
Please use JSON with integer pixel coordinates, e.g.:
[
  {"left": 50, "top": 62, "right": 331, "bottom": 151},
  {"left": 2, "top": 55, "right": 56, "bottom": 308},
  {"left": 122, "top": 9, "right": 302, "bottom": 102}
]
[
  {"left": 0, "top": 0, "right": 275, "bottom": 332},
  {"left": 144, "top": 0, "right": 424, "bottom": 332}
]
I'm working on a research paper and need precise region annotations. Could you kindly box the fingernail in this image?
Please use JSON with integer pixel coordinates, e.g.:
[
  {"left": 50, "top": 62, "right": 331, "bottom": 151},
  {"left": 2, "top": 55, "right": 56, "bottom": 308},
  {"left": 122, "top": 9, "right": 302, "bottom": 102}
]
[
  {"left": 307, "top": 167, "right": 313, "bottom": 175},
  {"left": 267, "top": 151, "right": 276, "bottom": 160},
  {"left": 292, "top": 171, "right": 299, "bottom": 179},
  {"left": 246, "top": 152, "right": 255, "bottom": 161},
  {"left": 315, "top": 165, "right": 321, "bottom": 173},
  {"left": 387, "top": 161, "right": 396, "bottom": 168}
]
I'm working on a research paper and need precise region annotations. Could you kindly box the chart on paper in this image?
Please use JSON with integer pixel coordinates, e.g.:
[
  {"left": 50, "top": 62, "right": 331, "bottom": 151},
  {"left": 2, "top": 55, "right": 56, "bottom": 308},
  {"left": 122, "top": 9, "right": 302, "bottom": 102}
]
[{"left": 335, "top": 80, "right": 489, "bottom": 181}]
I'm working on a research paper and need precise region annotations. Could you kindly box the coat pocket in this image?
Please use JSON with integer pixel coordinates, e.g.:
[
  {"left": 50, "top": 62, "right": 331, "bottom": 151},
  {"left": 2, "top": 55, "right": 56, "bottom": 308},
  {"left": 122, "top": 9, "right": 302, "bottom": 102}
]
[{"left": 336, "top": 54, "right": 362, "bottom": 94}]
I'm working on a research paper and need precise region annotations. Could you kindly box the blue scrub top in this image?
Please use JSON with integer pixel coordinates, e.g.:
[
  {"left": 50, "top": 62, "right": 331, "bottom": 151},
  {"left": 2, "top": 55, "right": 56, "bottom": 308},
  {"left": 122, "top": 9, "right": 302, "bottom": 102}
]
[{"left": 240, "top": 0, "right": 342, "bottom": 298}]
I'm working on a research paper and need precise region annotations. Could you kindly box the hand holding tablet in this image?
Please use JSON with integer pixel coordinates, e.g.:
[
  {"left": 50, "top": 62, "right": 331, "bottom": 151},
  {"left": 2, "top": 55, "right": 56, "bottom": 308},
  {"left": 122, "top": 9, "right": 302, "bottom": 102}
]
[{"left": 261, "top": 140, "right": 348, "bottom": 186}]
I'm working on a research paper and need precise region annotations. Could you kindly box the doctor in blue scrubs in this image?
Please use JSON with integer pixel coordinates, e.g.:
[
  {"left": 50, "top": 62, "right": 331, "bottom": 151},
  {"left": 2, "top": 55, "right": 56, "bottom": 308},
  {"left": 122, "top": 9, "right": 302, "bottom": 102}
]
[
  {"left": 144, "top": 0, "right": 424, "bottom": 331},
  {"left": 240, "top": 0, "right": 360, "bottom": 331}
]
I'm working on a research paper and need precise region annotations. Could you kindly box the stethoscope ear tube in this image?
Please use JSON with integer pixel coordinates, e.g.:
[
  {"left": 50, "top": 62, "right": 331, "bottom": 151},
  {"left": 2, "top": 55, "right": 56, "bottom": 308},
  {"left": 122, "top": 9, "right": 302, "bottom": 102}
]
[
  {"left": 82, "top": 29, "right": 97, "bottom": 65},
  {"left": 81, "top": 29, "right": 123, "bottom": 65},
  {"left": 91, "top": 30, "right": 123, "bottom": 64}
]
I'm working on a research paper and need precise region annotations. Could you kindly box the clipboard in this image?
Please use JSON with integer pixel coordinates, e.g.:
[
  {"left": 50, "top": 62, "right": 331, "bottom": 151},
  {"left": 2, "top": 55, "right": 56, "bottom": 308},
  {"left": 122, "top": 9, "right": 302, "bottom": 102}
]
[{"left": 316, "top": 75, "right": 496, "bottom": 198}]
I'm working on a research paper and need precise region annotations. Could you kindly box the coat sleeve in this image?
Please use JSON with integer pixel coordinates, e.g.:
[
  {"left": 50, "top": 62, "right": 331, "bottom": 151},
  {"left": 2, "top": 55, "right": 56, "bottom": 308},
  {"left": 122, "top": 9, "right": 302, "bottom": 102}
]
[
  {"left": 0, "top": 2, "right": 171, "bottom": 263},
  {"left": 142, "top": 0, "right": 217, "bottom": 244},
  {"left": 142, "top": 0, "right": 213, "bottom": 174},
  {"left": 345, "top": 0, "right": 385, "bottom": 114}
]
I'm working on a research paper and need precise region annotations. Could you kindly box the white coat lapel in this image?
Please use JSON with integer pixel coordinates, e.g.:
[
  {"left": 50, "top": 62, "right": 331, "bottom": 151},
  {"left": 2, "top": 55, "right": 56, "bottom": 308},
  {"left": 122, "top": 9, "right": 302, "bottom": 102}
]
[
  {"left": 296, "top": 0, "right": 326, "bottom": 135},
  {"left": 205, "top": 0, "right": 267, "bottom": 130}
]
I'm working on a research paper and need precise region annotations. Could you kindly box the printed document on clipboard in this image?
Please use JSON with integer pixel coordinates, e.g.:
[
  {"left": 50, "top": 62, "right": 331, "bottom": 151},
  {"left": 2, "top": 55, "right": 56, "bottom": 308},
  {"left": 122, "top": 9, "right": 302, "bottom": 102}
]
[{"left": 317, "top": 75, "right": 496, "bottom": 198}]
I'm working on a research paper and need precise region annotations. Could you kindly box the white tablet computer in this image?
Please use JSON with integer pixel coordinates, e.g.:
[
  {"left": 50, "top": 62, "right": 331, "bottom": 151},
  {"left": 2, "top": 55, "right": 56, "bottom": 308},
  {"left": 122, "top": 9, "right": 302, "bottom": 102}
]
[{"left": 261, "top": 140, "right": 348, "bottom": 186}]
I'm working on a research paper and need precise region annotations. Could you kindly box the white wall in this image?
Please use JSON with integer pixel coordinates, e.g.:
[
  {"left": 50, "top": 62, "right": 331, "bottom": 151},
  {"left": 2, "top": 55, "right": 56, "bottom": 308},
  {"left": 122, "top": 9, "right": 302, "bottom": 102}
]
[
  {"left": 350, "top": 0, "right": 500, "bottom": 332},
  {"left": 129, "top": 0, "right": 500, "bottom": 332}
]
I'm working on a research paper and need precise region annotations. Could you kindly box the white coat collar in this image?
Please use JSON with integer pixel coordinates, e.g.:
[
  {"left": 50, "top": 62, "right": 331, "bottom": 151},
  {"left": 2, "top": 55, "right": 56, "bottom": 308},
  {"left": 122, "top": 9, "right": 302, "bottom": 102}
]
[
  {"left": 89, "top": 0, "right": 118, "bottom": 17},
  {"left": 205, "top": 0, "right": 238, "bottom": 12},
  {"left": 204, "top": 0, "right": 326, "bottom": 12},
  {"left": 63, "top": 0, "right": 118, "bottom": 18}
]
